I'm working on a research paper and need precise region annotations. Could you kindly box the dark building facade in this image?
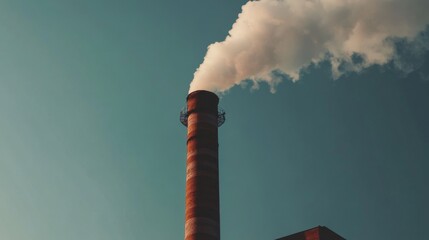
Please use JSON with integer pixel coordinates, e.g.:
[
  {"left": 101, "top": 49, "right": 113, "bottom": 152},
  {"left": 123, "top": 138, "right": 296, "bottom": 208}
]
[{"left": 276, "top": 226, "right": 345, "bottom": 240}]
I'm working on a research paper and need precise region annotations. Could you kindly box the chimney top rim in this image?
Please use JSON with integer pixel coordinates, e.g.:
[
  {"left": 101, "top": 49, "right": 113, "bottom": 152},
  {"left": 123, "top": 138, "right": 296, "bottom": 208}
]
[{"left": 187, "top": 90, "right": 219, "bottom": 101}]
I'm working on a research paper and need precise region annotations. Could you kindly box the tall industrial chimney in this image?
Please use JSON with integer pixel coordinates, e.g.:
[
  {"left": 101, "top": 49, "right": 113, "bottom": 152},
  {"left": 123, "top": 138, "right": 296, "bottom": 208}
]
[{"left": 180, "top": 90, "right": 225, "bottom": 240}]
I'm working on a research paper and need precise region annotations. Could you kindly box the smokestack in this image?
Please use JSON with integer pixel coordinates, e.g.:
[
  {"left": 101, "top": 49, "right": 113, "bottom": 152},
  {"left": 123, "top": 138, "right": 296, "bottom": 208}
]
[{"left": 180, "top": 90, "right": 225, "bottom": 240}]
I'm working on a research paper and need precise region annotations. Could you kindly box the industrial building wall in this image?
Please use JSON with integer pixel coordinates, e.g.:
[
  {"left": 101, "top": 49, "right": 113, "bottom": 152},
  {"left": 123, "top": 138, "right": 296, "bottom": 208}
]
[{"left": 276, "top": 226, "right": 345, "bottom": 240}]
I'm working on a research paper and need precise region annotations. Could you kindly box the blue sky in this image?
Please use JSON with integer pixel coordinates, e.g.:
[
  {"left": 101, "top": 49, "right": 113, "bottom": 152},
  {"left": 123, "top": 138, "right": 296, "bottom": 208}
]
[{"left": 0, "top": 1, "right": 428, "bottom": 239}]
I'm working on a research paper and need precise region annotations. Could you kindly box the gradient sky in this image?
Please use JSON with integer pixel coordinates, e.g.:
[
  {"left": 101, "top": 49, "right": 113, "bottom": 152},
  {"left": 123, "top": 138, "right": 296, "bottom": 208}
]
[{"left": 1, "top": 1, "right": 428, "bottom": 239}]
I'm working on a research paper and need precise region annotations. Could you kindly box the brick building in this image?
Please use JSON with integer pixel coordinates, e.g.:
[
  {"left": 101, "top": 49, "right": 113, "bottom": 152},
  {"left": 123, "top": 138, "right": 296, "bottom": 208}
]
[{"left": 276, "top": 226, "right": 345, "bottom": 240}]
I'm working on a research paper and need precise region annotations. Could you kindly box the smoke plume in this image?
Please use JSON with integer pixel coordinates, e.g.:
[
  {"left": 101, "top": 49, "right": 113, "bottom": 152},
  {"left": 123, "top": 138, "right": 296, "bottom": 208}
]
[{"left": 189, "top": 0, "right": 429, "bottom": 94}]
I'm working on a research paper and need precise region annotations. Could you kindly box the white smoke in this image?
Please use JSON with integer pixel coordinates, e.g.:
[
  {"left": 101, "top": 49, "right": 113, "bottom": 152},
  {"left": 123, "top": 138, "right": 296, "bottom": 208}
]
[{"left": 189, "top": 0, "right": 429, "bottom": 94}]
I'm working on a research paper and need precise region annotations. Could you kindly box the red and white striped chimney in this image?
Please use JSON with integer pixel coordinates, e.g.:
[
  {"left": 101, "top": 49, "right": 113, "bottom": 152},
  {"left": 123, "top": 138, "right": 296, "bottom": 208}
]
[{"left": 180, "top": 90, "right": 225, "bottom": 240}]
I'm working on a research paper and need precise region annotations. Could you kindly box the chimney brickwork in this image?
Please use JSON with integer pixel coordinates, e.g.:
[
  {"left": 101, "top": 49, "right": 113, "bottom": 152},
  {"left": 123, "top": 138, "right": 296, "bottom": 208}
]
[{"left": 184, "top": 90, "right": 220, "bottom": 240}]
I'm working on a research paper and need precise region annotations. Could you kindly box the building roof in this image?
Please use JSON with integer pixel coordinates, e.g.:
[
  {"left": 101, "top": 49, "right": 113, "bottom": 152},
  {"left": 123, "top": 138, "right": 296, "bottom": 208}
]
[{"left": 276, "top": 226, "right": 345, "bottom": 240}]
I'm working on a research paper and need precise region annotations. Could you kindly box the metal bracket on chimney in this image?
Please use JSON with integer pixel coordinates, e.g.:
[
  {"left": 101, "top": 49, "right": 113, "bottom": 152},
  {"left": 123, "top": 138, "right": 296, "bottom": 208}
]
[{"left": 180, "top": 107, "right": 225, "bottom": 127}]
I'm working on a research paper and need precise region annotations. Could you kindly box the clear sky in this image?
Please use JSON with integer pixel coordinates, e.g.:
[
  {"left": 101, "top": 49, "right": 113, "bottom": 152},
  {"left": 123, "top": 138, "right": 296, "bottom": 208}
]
[{"left": 1, "top": 0, "right": 428, "bottom": 239}]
